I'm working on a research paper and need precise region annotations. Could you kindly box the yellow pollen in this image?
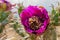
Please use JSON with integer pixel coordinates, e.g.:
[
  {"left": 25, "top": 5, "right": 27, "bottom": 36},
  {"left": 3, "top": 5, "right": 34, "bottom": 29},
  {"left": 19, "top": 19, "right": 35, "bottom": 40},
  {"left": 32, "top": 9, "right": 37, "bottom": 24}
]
[{"left": 39, "top": 6, "right": 44, "bottom": 8}]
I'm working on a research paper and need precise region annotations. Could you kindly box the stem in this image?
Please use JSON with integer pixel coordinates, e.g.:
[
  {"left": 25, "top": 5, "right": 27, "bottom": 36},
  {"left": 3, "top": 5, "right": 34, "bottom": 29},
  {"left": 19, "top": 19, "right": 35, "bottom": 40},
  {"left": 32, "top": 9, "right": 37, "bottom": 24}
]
[{"left": 30, "top": 34, "right": 39, "bottom": 40}]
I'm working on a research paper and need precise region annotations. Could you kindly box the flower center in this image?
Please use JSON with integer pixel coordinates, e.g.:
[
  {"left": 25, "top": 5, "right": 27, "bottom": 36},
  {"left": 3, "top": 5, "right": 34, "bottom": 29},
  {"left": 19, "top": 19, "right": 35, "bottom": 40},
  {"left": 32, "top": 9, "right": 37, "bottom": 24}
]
[{"left": 29, "top": 16, "right": 42, "bottom": 30}]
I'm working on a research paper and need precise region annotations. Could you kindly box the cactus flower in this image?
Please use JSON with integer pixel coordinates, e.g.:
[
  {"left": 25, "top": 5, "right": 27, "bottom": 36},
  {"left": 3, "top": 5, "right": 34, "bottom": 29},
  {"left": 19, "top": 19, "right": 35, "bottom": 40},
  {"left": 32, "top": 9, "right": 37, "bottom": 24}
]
[
  {"left": 20, "top": 6, "right": 50, "bottom": 35},
  {"left": 0, "top": 0, "right": 15, "bottom": 11}
]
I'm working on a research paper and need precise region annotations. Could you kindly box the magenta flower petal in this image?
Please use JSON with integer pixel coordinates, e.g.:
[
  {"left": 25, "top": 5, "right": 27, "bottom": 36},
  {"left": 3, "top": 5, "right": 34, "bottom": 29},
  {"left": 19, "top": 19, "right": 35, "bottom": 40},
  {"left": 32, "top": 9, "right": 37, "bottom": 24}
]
[{"left": 20, "top": 6, "right": 50, "bottom": 35}]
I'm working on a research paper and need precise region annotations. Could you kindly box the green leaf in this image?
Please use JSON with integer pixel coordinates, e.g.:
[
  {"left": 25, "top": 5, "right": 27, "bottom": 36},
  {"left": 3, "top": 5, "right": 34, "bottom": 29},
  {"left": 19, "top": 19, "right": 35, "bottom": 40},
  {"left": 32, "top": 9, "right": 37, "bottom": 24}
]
[
  {"left": 0, "top": 25, "right": 5, "bottom": 33},
  {"left": 13, "top": 22, "right": 25, "bottom": 37},
  {"left": 30, "top": 34, "right": 37, "bottom": 40},
  {"left": 52, "top": 9, "right": 56, "bottom": 15},
  {"left": 0, "top": 11, "right": 10, "bottom": 22},
  {"left": 18, "top": 6, "right": 23, "bottom": 15},
  {"left": 0, "top": 11, "right": 10, "bottom": 33},
  {"left": 13, "top": 22, "right": 18, "bottom": 30},
  {"left": 19, "top": 33, "right": 25, "bottom": 37},
  {"left": 53, "top": 13, "right": 59, "bottom": 26}
]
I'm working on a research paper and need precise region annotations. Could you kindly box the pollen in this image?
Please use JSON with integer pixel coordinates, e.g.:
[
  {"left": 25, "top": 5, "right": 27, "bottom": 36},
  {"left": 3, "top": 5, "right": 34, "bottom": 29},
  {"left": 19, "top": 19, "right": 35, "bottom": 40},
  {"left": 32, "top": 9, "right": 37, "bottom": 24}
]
[{"left": 29, "top": 16, "right": 42, "bottom": 30}]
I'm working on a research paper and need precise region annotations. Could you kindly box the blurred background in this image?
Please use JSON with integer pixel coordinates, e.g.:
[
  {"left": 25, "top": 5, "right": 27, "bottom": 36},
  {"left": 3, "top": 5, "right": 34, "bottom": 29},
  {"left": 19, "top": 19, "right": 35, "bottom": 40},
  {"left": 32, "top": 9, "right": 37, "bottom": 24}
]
[
  {"left": 6, "top": 0, "right": 60, "bottom": 11},
  {"left": 0, "top": 0, "right": 60, "bottom": 40}
]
